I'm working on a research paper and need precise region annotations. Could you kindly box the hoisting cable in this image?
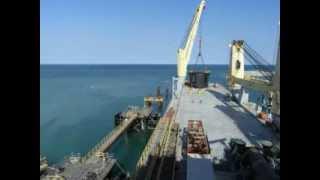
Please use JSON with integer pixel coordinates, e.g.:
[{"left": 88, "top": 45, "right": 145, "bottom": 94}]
[
  {"left": 243, "top": 47, "right": 273, "bottom": 74},
  {"left": 243, "top": 52, "right": 273, "bottom": 81},
  {"left": 192, "top": 18, "right": 207, "bottom": 72},
  {"left": 243, "top": 47, "right": 273, "bottom": 73},
  {"left": 241, "top": 42, "right": 275, "bottom": 81},
  {"left": 244, "top": 42, "right": 273, "bottom": 67},
  {"left": 272, "top": 23, "right": 280, "bottom": 65},
  {"left": 243, "top": 43, "right": 275, "bottom": 74},
  {"left": 242, "top": 47, "right": 273, "bottom": 81},
  {"left": 179, "top": 11, "right": 198, "bottom": 49}
]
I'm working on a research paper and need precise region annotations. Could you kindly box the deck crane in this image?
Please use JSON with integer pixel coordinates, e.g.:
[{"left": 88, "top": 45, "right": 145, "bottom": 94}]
[
  {"left": 173, "top": 0, "right": 206, "bottom": 98},
  {"left": 228, "top": 22, "right": 280, "bottom": 128}
]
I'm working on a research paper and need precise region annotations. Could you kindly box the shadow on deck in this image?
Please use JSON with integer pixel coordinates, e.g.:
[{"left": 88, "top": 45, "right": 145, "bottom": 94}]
[{"left": 207, "top": 88, "right": 275, "bottom": 145}]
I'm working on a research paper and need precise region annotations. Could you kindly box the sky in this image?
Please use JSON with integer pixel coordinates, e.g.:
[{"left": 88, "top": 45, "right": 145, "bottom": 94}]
[{"left": 40, "top": 0, "right": 280, "bottom": 64}]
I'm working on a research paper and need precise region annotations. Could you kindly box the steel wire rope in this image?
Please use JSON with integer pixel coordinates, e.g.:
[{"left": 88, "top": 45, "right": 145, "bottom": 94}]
[
  {"left": 243, "top": 45, "right": 274, "bottom": 77},
  {"left": 242, "top": 45, "right": 274, "bottom": 75},
  {"left": 243, "top": 50, "right": 273, "bottom": 81},
  {"left": 243, "top": 46, "right": 275, "bottom": 79},
  {"left": 243, "top": 53, "right": 273, "bottom": 81},
  {"left": 192, "top": 18, "right": 207, "bottom": 72},
  {"left": 179, "top": 11, "right": 197, "bottom": 49},
  {"left": 242, "top": 48, "right": 270, "bottom": 74},
  {"left": 243, "top": 46, "right": 274, "bottom": 74},
  {"left": 244, "top": 42, "right": 273, "bottom": 67},
  {"left": 272, "top": 23, "right": 280, "bottom": 66}
]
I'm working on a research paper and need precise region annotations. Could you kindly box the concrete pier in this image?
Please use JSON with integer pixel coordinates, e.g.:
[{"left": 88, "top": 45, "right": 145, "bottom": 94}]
[
  {"left": 82, "top": 107, "right": 152, "bottom": 163},
  {"left": 41, "top": 107, "right": 151, "bottom": 180}
]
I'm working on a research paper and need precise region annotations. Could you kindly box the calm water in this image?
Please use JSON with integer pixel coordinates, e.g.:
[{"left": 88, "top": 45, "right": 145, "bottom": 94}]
[{"left": 40, "top": 64, "right": 262, "bottom": 173}]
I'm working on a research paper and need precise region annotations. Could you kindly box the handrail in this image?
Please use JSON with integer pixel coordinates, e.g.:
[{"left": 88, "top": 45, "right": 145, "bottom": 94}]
[
  {"left": 134, "top": 108, "right": 175, "bottom": 179},
  {"left": 81, "top": 116, "right": 136, "bottom": 163}
]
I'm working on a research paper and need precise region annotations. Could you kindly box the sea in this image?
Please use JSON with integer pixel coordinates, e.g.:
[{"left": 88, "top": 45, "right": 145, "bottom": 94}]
[{"left": 40, "top": 64, "right": 264, "bottom": 173}]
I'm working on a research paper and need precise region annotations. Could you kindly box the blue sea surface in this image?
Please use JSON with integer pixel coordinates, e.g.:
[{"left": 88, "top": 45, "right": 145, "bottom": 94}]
[{"left": 40, "top": 64, "right": 262, "bottom": 173}]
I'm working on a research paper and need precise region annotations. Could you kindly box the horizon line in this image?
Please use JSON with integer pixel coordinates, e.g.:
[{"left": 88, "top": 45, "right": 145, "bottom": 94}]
[
  {"left": 40, "top": 63, "right": 275, "bottom": 66},
  {"left": 40, "top": 63, "right": 229, "bottom": 65}
]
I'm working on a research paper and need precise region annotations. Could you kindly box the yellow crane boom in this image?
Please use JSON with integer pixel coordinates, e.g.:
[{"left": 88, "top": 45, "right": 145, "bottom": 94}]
[
  {"left": 228, "top": 23, "right": 280, "bottom": 116},
  {"left": 174, "top": 0, "right": 206, "bottom": 98},
  {"left": 177, "top": 0, "right": 206, "bottom": 78}
]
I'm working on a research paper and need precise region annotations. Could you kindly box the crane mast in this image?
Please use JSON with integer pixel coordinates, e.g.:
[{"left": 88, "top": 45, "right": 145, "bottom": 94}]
[
  {"left": 173, "top": 0, "right": 206, "bottom": 98},
  {"left": 228, "top": 22, "right": 280, "bottom": 117},
  {"left": 177, "top": 0, "right": 206, "bottom": 78}
]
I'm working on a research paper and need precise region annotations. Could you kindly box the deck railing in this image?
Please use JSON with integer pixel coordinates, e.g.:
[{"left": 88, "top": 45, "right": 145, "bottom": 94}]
[{"left": 134, "top": 108, "right": 175, "bottom": 178}]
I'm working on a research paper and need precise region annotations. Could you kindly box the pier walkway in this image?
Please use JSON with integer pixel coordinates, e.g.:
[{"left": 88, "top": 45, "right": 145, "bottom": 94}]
[
  {"left": 41, "top": 107, "right": 152, "bottom": 180},
  {"left": 82, "top": 107, "right": 152, "bottom": 163},
  {"left": 59, "top": 154, "right": 116, "bottom": 180}
]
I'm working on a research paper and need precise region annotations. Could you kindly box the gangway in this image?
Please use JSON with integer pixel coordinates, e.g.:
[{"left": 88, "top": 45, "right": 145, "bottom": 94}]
[{"left": 82, "top": 107, "right": 152, "bottom": 163}]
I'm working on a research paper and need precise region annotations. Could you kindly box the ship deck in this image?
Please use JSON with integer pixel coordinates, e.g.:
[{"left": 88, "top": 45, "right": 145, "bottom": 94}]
[{"left": 173, "top": 83, "right": 278, "bottom": 179}]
